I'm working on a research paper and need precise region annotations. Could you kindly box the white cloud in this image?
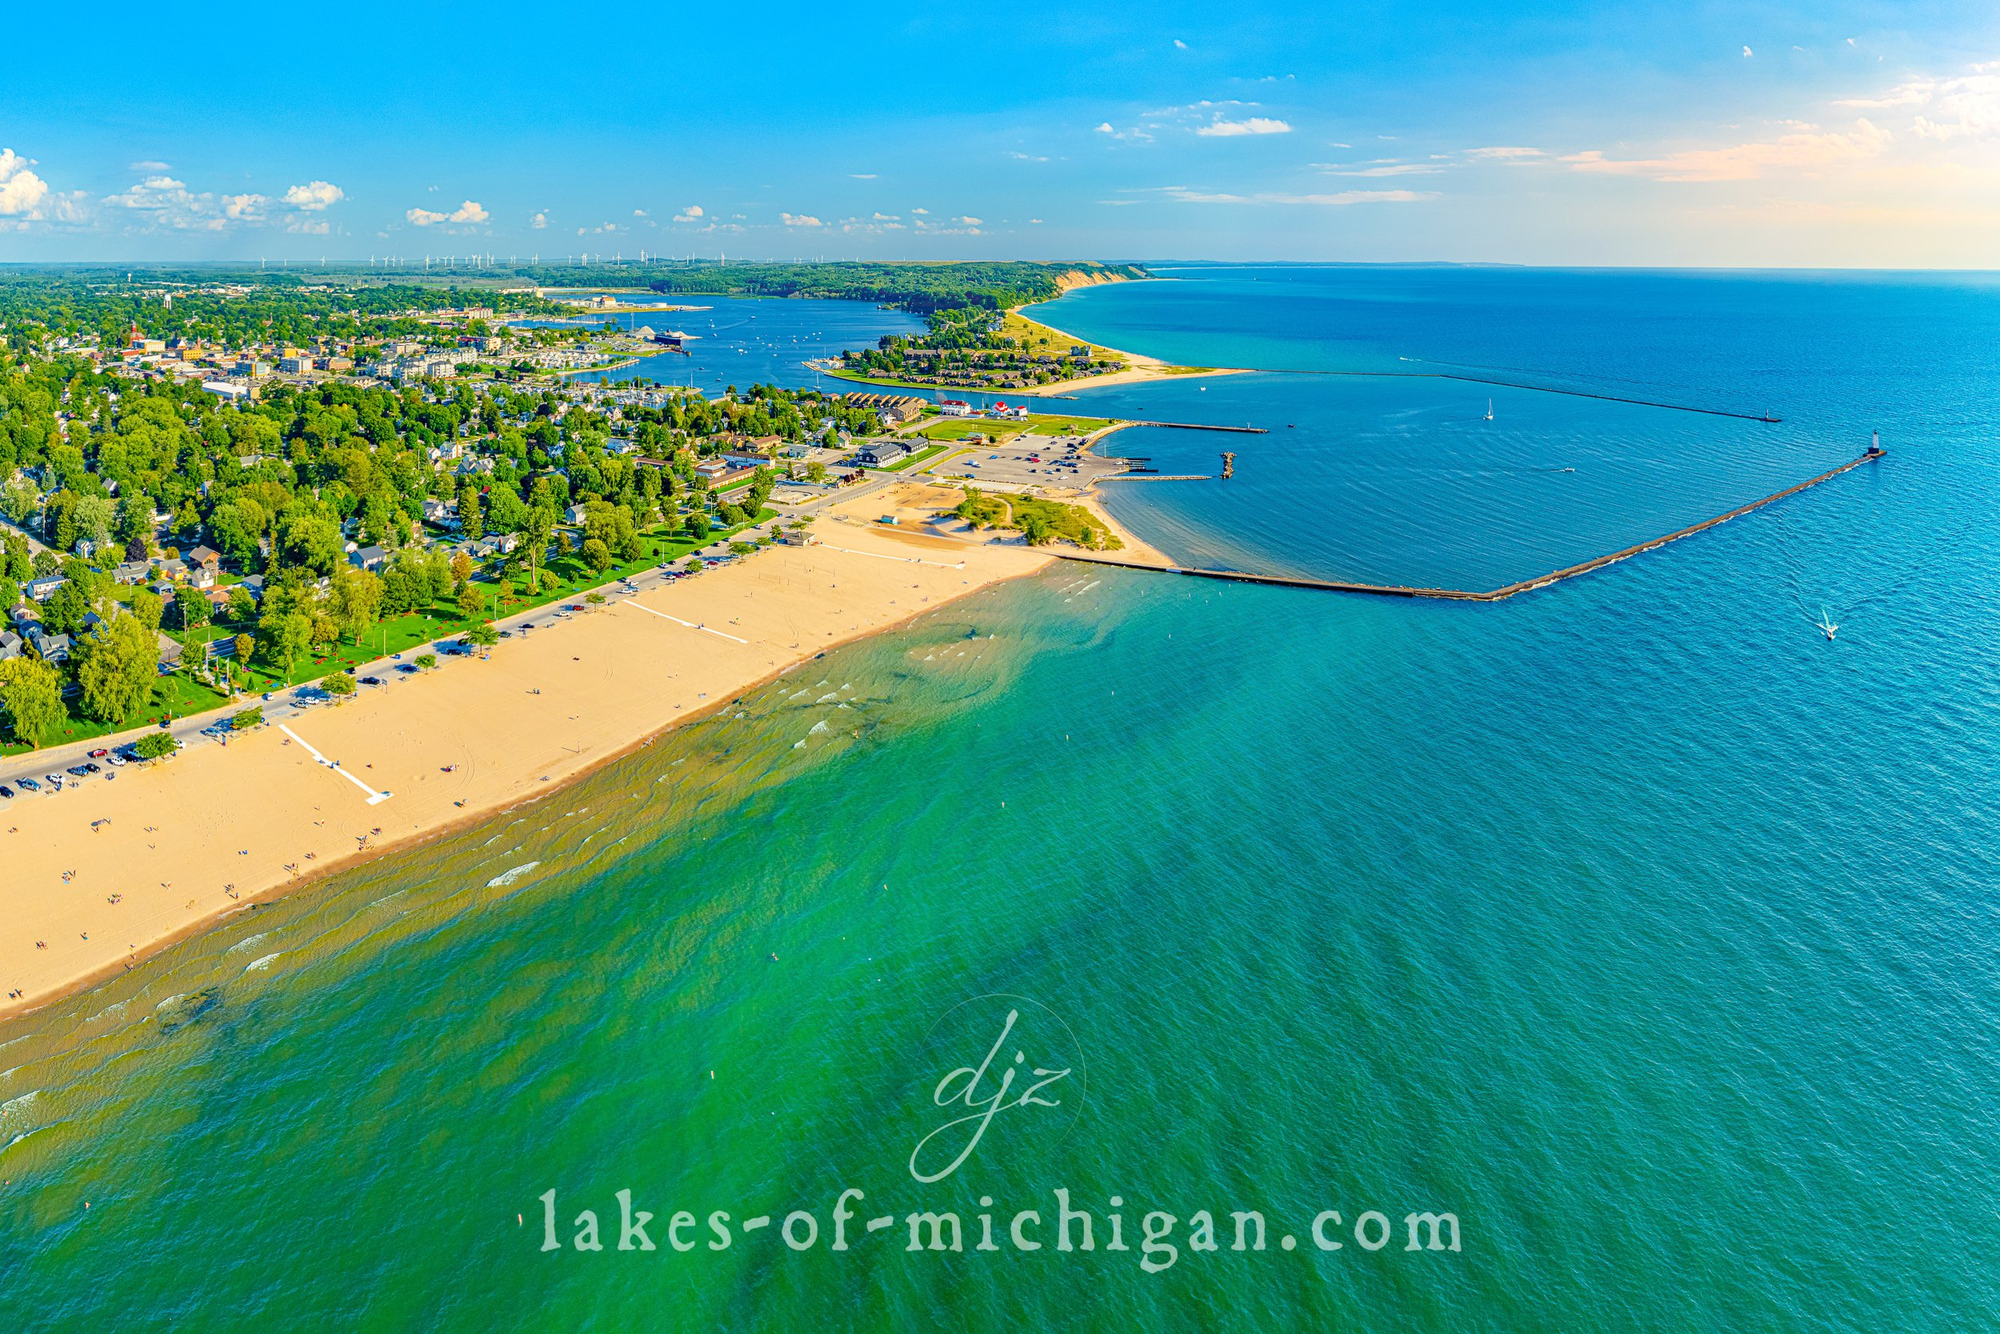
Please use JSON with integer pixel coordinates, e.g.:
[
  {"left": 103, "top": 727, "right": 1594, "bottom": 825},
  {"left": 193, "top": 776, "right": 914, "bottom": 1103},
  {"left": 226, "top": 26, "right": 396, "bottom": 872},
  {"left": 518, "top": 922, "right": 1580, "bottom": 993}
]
[
  {"left": 1743, "top": 46, "right": 1754, "bottom": 58},
  {"left": 282, "top": 180, "right": 343, "bottom": 210},
  {"left": 531, "top": 211, "right": 548, "bottom": 229},
  {"left": 128, "top": 160, "right": 170, "bottom": 172},
  {"left": 672, "top": 204, "right": 704, "bottom": 222},
  {"left": 1174, "top": 38, "right": 1188, "bottom": 49},
  {"left": 1159, "top": 187, "right": 1432, "bottom": 205},
  {"left": 221, "top": 193, "right": 267, "bottom": 221},
  {"left": 780, "top": 212, "right": 823, "bottom": 227},
  {"left": 0, "top": 149, "right": 50, "bottom": 217},
  {"left": 871, "top": 212, "right": 900, "bottom": 221},
  {"left": 1467, "top": 146, "right": 1545, "bottom": 159},
  {"left": 1322, "top": 163, "right": 1442, "bottom": 177},
  {"left": 1842, "top": 69, "right": 2000, "bottom": 141},
  {"left": 1095, "top": 122, "right": 1116, "bottom": 134},
  {"left": 1005, "top": 151, "right": 1049, "bottom": 162},
  {"left": 1196, "top": 116, "right": 1292, "bottom": 137},
  {"left": 104, "top": 176, "right": 232, "bottom": 230},
  {"left": 1564, "top": 118, "right": 1892, "bottom": 182},
  {"left": 849, "top": 173, "right": 878, "bottom": 179},
  {"left": 911, "top": 207, "right": 929, "bottom": 214},
  {"left": 1029, "top": 218, "right": 1044, "bottom": 224},
  {"left": 409, "top": 199, "right": 487, "bottom": 227},
  {"left": 633, "top": 208, "right": 649, "bottom": 217},
  {"left": 956, "top": 215, "right": 982, "bottom": 226}
]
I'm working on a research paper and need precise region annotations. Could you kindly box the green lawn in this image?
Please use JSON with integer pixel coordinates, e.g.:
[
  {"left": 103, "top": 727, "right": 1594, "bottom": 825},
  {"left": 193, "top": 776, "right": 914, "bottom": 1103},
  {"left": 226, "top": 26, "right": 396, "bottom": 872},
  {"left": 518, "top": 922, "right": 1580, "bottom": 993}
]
[
  {"left": 3, "top": 511, "right": 781, "bottom": 757},
  {"left": 0, "top": 671, "right": 231, "bottom": 759},
  {"left": 916, "top": 412, "right": 1117, "bottom": 444},
  {"left": 881, "top": 443, "right": 951, "bottom": 472},
  {"left": 167, "top": 509, "right": 777, "bottom": 694}
]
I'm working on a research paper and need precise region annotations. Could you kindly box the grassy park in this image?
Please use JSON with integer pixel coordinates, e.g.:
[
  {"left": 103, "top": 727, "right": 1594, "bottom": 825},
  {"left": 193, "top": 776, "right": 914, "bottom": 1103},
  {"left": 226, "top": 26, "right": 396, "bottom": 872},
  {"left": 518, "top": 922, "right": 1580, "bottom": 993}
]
[{"left": 3, "top": 510, "right": 777, "bottom": 756}]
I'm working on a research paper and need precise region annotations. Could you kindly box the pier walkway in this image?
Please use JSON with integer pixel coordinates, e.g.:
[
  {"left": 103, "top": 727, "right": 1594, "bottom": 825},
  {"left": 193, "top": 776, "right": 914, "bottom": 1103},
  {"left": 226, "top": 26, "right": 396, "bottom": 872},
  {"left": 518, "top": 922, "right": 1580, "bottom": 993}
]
[{"left": 1059, "top": 452, "right": 1880, "bottom": 601}]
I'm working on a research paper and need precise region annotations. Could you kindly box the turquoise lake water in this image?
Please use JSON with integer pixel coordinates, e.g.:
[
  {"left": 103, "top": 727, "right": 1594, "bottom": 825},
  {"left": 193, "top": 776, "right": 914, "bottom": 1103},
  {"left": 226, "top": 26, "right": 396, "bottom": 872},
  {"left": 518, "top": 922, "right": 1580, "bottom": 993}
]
[{"left": 4, "top": 266, "right": 1998, "bottom": 1329}]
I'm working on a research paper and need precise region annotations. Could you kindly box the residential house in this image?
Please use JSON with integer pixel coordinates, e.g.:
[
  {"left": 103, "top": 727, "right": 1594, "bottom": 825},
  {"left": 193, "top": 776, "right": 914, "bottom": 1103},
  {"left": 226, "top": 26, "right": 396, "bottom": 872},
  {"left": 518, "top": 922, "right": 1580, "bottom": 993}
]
[
  {"left": 24, "top": 574, "right": 66, "bottom": 602},
  {"left": 350, "top": 545, "right": 389, "bottom": 573},
  {"left": 186, "top": 564, "right": 218, "bottom": 591},
  {"left": 158, "top": 558, "right": 189, "bottom": 583},
  {"left": 113, "top": 560, "right": 151, "bottom": 585},
  {"left": 26, "top": 626, "right": 70, "bottom": 663},
  {"left": 187, "top": 545, "right": 222, "bottom": 574},
  {"left": 0, "top": 629, "right": 20, "bottom": 660},
  {"left": 564, "top": 504, "right": 589, "bottom": 524}
]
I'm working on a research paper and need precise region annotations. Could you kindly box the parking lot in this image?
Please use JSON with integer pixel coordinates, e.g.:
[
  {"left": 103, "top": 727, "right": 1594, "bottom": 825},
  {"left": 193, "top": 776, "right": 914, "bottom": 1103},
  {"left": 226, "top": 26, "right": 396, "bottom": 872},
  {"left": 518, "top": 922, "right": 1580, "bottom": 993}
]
[{"left": 928, "top": 433, "right": 1129, "bottom": 490}]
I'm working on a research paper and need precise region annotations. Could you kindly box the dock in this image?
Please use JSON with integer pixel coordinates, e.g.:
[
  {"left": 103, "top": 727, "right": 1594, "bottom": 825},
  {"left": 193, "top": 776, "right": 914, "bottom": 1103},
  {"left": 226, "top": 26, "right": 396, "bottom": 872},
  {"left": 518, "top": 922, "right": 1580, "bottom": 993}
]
[{"left": 1061, "top": 451, "right": 1881, "bottom": 601}]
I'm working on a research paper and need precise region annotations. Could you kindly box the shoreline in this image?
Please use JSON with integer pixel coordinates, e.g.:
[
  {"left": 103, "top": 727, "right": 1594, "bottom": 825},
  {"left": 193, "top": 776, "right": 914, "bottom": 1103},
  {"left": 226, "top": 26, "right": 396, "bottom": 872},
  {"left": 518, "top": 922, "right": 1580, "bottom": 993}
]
[
  {"left": 822, "top": 284, "right": 1248, "bottom": 400},
  {"left": 0, "top": 498, "right": 1054, "bottom": 1023}
]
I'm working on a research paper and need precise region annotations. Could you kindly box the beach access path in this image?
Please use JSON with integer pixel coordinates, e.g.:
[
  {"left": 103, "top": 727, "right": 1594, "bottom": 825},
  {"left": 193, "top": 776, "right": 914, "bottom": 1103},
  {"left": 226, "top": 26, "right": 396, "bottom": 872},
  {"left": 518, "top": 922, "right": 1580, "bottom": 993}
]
[{"left": 0, "top": 508, "right": 1051, "bottom": 1019}]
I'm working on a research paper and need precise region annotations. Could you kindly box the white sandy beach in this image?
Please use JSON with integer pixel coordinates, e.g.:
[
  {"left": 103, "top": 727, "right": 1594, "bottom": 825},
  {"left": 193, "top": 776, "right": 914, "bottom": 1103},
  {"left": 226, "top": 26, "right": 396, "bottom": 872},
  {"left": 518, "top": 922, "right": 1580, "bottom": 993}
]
[{"left": 0, "top": 499, "right": 1055, "bottom": 1018}]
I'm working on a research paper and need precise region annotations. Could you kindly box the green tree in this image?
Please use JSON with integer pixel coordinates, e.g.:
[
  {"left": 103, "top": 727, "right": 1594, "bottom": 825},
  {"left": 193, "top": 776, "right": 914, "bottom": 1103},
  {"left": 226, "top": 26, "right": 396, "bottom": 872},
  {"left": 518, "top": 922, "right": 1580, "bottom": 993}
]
[
  {"left": 0, "top": 657, "right": 64, "bottom": 748},
  {"left": 328, "top": 566, "right": 384, "bottom": 645},
  {"left": 134, "top": 731, "right": 179, "bottom": 760},
  {"left": 41, "top": 579, "right": 90, "bottom": 635},
  {"left": 172, "top": 590, "right": 212, "bottom": 633},
  {"left": 279, "top": 514, "right": 342, "bottom": 576},
  {"left": 0, "top": 474, "right": 38, "bottom": 524},
  {"left": 259, "top": 610, "right": 313, "bottom": 679},
  {"left": 324, "top": 670, "right": 357, "bottom": 696},
  {"left": 458, "top": 482, "right": 484, "bottom": 540},
  {"left": 414, "top": 652, "right": 438, "bottom": 671},
  {"left": 521, "top": 503, "right": 555, "bottom": 595},
  {"left": 581, "top": 537, "right": 612, "bottom": 573},
  {"left": 233, "top": 632, "right": 256, "bottom": 664},
  {"left": 74, "top": 611, "right": 159, "bottom": 724},
  {"left": 455, "top": 580, "right": 483, "bottom": 618},
  {"left": 682, "top": 510, "right": 711, "bottom": 541},
  {"left": 129, "top": 585, "right": 164, "bottom": 634},
  {"left": 465, "top": 622, "right": 499, "bottom": 648}
]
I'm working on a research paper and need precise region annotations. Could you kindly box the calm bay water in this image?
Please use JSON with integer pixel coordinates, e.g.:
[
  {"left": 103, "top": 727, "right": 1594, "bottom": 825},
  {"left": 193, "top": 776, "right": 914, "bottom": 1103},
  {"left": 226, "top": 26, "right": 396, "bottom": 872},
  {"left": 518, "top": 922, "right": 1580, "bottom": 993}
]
[
  {"left": 5, "top": 267, "right": 1999, "bottom": 1329},
  {"left": 515, "top": 293, "right": 925, "bottom": 396}
]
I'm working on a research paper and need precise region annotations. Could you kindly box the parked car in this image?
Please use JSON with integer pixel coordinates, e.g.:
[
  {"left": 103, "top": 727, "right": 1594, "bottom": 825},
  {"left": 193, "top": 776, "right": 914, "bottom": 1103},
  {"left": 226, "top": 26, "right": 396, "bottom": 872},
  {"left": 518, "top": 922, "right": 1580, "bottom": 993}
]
[
  {"left": 66, "top": 765, "right": 90, "bottom": 778},
  {"left": 83, "top": 763, "right": 102, "bottom": 774},
  {"left": 88, "top": 748, "right": 109, "bottom": 759},
  {"left": 46, "top": 774, "right": 63, "bottom": 790},
  {"left": 359, "top": 676, "right": 384, "bottom": 686},
  {"left": 0, "top": 785, "right": 13, "bottom": 799},
  {"left": 16, "top": 777, "right": 40, "bottom": 793},
  {"left": 106, "top": 753, "right": 128, "bottom": 767}
]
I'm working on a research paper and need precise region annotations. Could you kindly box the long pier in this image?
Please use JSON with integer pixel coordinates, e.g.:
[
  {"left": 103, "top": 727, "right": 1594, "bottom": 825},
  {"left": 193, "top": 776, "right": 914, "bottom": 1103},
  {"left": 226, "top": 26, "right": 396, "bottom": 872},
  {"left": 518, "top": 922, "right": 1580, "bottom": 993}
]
[
  {"left": 1061, "top": 451, "right": 1880, "bottom": 601},
  {"left": 1125, "top": 420, "right": 1268, "bottom": 433}
]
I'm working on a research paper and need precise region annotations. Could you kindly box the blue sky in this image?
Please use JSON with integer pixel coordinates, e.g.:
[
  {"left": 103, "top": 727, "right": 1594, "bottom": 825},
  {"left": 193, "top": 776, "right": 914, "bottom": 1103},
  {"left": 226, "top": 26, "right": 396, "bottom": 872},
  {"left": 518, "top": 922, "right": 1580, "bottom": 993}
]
[{"left": 3, "top": 1, "right": 1997, "bottom": 266}]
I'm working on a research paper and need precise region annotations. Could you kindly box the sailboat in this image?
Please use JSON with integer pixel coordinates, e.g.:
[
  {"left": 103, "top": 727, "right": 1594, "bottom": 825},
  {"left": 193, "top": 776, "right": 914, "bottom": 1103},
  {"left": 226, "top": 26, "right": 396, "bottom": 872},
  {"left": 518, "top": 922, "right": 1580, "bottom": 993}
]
[
  {"left": 1484, "top": 399, "right": 1494, "bottom": 421},
  {"left": 1816, "top": 611, "right": 1839, "bottom": 641}
]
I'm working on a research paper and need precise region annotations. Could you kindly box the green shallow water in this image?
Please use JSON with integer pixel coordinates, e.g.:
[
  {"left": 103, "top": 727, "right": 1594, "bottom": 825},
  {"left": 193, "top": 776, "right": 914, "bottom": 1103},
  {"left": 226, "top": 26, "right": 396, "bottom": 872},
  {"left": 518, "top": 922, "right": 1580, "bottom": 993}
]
[{"left": 5, "top": 268, "right": 2000, "bottom": 1329}]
